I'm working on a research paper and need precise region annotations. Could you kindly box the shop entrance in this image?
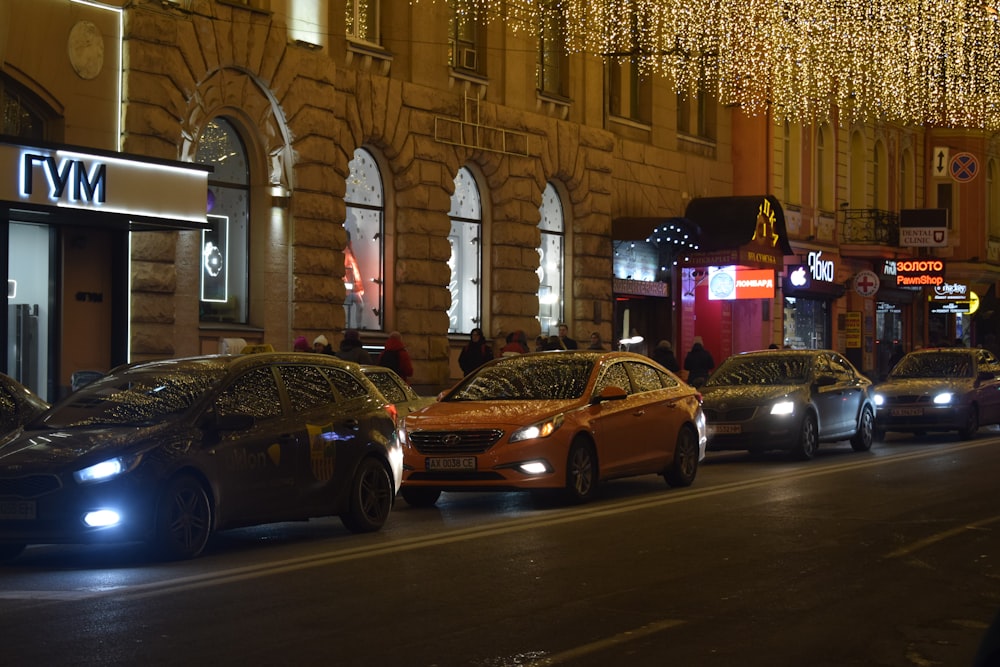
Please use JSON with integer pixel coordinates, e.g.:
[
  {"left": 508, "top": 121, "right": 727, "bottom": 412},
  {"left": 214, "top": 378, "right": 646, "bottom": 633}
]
[{"left": 6, "top": 216, "right": 121, "bottom": 401}]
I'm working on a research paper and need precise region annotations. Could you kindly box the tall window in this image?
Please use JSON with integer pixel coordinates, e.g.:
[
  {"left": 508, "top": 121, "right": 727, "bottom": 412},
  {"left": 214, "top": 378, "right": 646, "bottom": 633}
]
[
  {"left": 874, "top": 140, "right": 888, "bottom": 210},
  {"left": 344, "top": 148, "right": 384, "bottom": 331},
  {"left": 346, "top": 0, "right": 379, "bottom": 44},
  {"left": 537, "top": 183, "right": 565, "bottom": 334},
  {"left": 609, "top": 58, "right": 650, "bottom": 123},
  {"left": 196, "top": 118, "right": 250, "bottom": 324},
  {"left": 450, "top": 6, "right": 483, "bottom": 73},
  {"left": 816, "top": 124, "right": 834, "bottom": 211},
  {"left": 849, "top": 130, "right": 866, "bottom": 209},
  {"left": 676, "top": 88, "right": 716, "bottom": 140},
  {"left": 1, "top": 78, "right": 45, "bottom": 140},
  {"left": 989, "top": 160, "right": 1000, "bottom": 239},
  {"left": 782, "top": 121, "right": 801, "bottom": 205},
  {"left": 900, "top": 147, "right": 915, "bottom": 209},
  {"left": 538, "top": 1, "right": 568, "bottom": 97},
  {"left": 448, "top": 168, "right": 482, "bottom": 334}
]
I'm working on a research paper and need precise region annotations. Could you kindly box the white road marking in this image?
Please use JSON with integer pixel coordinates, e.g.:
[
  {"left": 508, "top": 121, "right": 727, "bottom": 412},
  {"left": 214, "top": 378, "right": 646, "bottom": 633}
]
[{"left": 523, "top": 618, "right": 686, "bottom": 666}]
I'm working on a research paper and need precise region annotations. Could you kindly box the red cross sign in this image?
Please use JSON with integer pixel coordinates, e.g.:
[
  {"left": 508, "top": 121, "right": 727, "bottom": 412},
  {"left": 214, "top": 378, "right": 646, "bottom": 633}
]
[{"left": 853, "top": 270, "right": 880, "bottom": 297}]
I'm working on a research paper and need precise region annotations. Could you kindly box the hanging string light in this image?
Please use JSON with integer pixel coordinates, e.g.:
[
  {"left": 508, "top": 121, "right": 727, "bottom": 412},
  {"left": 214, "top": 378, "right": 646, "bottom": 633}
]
[{"left": 414, "top": 0, "right": 1000, "bottom": 129}]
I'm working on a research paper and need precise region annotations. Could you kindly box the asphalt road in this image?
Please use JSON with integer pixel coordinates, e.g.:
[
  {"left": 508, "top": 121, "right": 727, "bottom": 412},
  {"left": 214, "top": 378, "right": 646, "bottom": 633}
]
[{"left": 0, "top": 432, "right": 998, "bottom": 667}]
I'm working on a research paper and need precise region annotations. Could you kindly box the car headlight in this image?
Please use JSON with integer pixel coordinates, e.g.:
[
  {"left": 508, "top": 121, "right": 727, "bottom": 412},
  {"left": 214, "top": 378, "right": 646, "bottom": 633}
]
[
  {"left": 74, "top": 455, "right": 140, "bottom": 485},
  {"left": 770, "top": 400, "right": 795, "bottom": 416},
  {"left": 873, "top": 394, "right": 884, "bottom": 407},
  {"left": 510, "top": 414, "right": 564, "bottom": 443},
  {"left": 932, "top": 392, "right": 954, "bottom": 405}
]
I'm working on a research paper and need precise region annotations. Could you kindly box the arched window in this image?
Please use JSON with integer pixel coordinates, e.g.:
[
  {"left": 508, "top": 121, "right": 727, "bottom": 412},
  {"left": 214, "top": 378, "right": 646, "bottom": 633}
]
[
  {"left": 448, "top": 167, "right": 482, "bottom": 334},
  {"left": 1, "top": 80, "right": 46, "bottom": 140},
  {"left": 537, "top": 183, "right": 565, "bottom": 334},
  {"left": 196, "top": 118, "right": 250, "bottom": 324},
  {"left": 816, "top": 123, "right": 834, "bottom": 212},
  {"left": 344, "top": 148, "right": 384, "bottom": 331}
]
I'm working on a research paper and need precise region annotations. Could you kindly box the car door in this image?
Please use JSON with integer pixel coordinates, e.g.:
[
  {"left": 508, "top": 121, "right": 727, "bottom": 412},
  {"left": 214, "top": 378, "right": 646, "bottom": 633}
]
[
  {"left": 973, "top": 350, "right": 1000, "bottom": 425},
  {"left": 210, "top": 365, "right": 302, "bottom": 523},
  {"left": 810, "top": 354, "right": 851, "bottom": 436},
  {"left": 586, "top": 360, "right": 643, "bottom": 476},
  {"left": 623, "top": 360, "right": 685, "bottom": 473},
  {"left": 828, "top": 353, "right": 868, "bottom": 435}
]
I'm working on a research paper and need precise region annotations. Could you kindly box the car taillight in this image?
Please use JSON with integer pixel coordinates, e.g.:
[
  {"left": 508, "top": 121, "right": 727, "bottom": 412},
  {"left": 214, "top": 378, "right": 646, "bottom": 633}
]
[{"left": 385, "top": 403, "right": 399, "bottom": 424}]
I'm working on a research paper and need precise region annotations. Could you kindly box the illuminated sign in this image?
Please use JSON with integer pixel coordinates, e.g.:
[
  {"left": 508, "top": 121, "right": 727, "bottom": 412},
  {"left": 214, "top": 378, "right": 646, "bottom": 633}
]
[
  {"left": 708, "top": 266, "right": 775, "bottom": 300},
  {"left": 201, "top": 215, "right": 229, "bottom": 303},
  {"left": 786, "top": 264, "right": 811, "bottom": 290},
  {"left": 932, "top": 282, "right": 968, "bottom": 300},
  {"left": 895, "top": 259, "right": 945, "bottom": 286},
  {"left": 1, "top": 141, "right": 209, "bottom": 224},
  {"left": 807, "top": 251, "right": 835, "bottom": 282},
  {"left": 752, "top": 198, "right": 780, "bottom": 247}
]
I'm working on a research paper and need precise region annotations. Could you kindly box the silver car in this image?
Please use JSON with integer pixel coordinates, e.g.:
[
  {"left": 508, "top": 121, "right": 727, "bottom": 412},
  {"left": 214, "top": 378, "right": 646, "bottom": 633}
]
[
  {"left": 873, "top": 347, "right": 1000, "bottom": 440},
  {"left": 701, "top": 349, "right": 876, "bottom": 460}
]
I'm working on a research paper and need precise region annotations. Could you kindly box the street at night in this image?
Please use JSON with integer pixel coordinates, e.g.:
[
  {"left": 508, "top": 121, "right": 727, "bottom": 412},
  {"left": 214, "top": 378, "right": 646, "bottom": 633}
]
[{"left": 0, "top": 432, "right": 997, "bottom": 667}]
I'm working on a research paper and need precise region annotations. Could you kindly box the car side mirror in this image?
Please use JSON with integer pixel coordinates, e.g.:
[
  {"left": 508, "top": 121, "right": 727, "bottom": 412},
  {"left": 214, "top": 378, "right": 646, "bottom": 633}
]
[{"left": 591, "top": 385, "right": 628, "bottom": 404}]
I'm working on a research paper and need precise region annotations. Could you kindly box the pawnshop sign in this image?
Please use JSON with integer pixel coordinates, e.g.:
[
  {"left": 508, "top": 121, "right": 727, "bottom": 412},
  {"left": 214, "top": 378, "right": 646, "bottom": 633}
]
[
  {"left": 894, "top": 259, "right": 946, "bottom": 286},
  {"left": 0, "top": 141, "right": 209, "bottom": 224}
]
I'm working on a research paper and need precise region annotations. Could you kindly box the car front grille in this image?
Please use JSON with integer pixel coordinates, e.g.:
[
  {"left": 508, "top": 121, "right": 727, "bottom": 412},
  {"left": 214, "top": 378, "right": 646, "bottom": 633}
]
[
  {"left": 703, "top": 407, "right": 757, "bottom": 422},
  {"left": 0, "top": 474, "right": 62, "bottom": 498},
  {"left": 880, "top": 395, "right": 934, "bottom": 406},
  {"left": 409, "top": 429, "right": 504, "bottom": 454}
]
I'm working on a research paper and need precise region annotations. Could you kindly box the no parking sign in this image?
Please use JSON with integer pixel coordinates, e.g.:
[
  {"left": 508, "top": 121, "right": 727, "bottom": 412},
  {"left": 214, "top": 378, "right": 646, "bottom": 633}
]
[{"left": 950, "top": 152, "right": 979, "bottom": 182}]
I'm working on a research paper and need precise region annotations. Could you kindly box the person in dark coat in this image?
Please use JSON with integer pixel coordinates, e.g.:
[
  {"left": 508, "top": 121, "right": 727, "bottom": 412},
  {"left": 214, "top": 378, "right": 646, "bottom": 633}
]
[
  {"left": 684, "top": 337, "right": 715, "bottom": 387},
  {"left": 557, "top": 323, "right": 578, "bottom": 350},
  {"left": 458, "top": 327, "right": 494, "bottom": 374},
  {"left": 336, "top": 329, "right": 373, "bottom": 364},
  {"left": 651, "top": 340, "right": 680, "bottom": 372}
]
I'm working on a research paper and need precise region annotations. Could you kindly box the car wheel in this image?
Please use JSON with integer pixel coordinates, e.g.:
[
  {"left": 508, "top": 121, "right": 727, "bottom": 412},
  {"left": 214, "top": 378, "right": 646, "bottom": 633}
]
[
  {"left": 850, "top": 406, "right": 875, "bottom": 452},
  {"left": 401, "top": 487, "right": 442, "bottom": 508},
  {"left": 0, "top": 543, "right": 25, "bottom": 562},
  {"left": 794, "top": 412, "right": 819, "bottom": 460},
  {"left": 152, "top": 473, "right": 212, "bottom": 561},
  {"left": 565, "top": 439, "right": 598, "bottom": 503},
  {"left": 664, "top": 426, "right": 699, "bottom": 487},
  {"left": 341, "top": 457, "right": 394, "bottom": 533},
  {"left": 959, "top": 406, "right": 980, "bottom": 440}
]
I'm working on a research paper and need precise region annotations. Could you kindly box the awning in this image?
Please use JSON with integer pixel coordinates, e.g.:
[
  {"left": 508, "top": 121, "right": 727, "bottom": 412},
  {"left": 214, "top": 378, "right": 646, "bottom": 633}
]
[{"left": 681, "top": 195, "right": 794, "bottom": 270}]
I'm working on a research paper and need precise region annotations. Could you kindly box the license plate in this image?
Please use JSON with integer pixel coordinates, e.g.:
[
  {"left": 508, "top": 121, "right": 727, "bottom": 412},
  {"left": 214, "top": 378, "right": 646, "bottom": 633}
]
[
  {"left": 0, "top": 499, "right": 36, "bottom": 520},
  {"left": 426, "top": 457, "right": 477, "bottom": 471},
  {"left": 891, "top": 407, "right": 923, "bottom": 417},
  {"left": 709, "top": 424, "right": 742, "bottom": 435}
]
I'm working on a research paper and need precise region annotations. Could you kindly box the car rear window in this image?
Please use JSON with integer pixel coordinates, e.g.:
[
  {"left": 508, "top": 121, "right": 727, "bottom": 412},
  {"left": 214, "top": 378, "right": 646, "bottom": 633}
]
[
  {"left": 706, "top": 355, "right": 811, "bottom": 386},
  {"left": 891, "top": 353, "right": 973, "bottom": 378}
]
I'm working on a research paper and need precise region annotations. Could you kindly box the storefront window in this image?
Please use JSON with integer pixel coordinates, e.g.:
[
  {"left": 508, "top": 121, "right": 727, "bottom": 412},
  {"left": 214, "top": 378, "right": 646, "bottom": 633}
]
[
  {"left": 344, "top": 148, "right": 384, "bottom": 331},
  {"left": 6, "top": 222, "right": 51, "bottom": 400},
  {"left": 448, "top": 167, "right": 482, "bottom": 334},
  {"left": 196, "top": 119, "right": 249, "bottom": 324},
  {"left": 783, "top": 297, "right": 829, "bottom": 349},
  {"left": 537, "top": 183, "right": 564, "bottom": 335},
  {"left": 876, "top": 301, "right": 904, "bottom": 377}
]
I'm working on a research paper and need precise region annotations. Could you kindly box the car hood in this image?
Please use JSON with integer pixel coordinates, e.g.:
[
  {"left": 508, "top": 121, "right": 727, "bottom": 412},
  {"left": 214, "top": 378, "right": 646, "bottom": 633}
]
[
  {"left": 700, "top": 384, "right": 802, "bottom": 406},
  {"left": 0, "top": 423, "right": 175, "bottom": 471},
  {"left": 874, "top": 378, "right": 974, "bottom": 396},
  {"left": 406, "top": 399, "right": 578, "bottom": 430}
]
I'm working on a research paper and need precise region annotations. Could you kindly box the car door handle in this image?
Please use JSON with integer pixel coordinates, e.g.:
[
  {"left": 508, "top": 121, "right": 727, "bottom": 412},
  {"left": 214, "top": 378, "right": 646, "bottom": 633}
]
[{"left": 632, "top": 410, "right": 646, "bottom": 417}]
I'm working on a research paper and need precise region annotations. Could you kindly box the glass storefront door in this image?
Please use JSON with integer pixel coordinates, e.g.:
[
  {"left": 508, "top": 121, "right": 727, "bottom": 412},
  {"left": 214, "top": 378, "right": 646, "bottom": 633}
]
[
  {"left": 7, "top": 220, "right": 51, "bottom": 400},
  {"left": 783, "top": 296, "right": 830, "bottom": 349}
]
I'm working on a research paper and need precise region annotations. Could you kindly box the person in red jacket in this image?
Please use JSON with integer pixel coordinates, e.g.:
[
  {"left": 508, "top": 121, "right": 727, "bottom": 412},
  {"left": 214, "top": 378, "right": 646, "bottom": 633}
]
[{"left": 378, "top": 331, "right": 414, "bottom": 383}]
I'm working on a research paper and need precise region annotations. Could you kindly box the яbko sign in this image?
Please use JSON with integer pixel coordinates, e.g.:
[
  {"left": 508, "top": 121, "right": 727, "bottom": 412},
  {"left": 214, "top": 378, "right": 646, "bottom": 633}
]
[{"left": 1, "top": 140, "right": 209, "bottom": 225}]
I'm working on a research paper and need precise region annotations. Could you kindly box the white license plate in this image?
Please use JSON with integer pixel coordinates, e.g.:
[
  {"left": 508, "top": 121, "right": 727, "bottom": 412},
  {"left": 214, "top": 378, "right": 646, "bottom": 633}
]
[
  {"left": 709, "top": 424, "right": 742, "bottom": 435},
  {"left": 891, "top": 407, "right": 923, "bottom": 417},
  {"left": 0, "top": 500, "right": 36, "bottom": 520},
  {"left": 426, "top": 457, "right": 477, "bottom": 471}
]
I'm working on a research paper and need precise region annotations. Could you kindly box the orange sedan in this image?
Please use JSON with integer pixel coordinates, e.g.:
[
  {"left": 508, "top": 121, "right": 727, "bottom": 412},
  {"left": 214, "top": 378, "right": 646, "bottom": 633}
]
[{"left": 400, "top": 351, "right": 706, "bottom": 506}]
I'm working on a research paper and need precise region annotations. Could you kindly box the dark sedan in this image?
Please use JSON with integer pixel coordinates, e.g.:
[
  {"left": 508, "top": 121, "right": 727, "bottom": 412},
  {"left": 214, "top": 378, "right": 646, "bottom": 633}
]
[
  {"left": 701, "top": 349, "right": 876, "bottom": 459},
  {"left": 0, "top": 353, "right": 402, "bottom": 561},
  {"left": 0, "top": 373, "right": 48, "bottom": 436},
  {"left": 873, "top": 347, "right": 1000, "bottom": 439}
]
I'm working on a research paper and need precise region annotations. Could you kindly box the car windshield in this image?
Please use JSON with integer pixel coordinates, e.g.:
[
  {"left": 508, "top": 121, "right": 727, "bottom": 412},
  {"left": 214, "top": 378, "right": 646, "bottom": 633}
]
[
  {"left": 705, "top": 354, "right": 811, "bottom": 387},
  {"left": 446, "top": 356, "right": 594, "bottom": 401},
  {"left": 41, "top": 367, "right": 227, "bottom": 428},
  {"left": 890, "top": 352, "right": 973, "bottom": 379}
]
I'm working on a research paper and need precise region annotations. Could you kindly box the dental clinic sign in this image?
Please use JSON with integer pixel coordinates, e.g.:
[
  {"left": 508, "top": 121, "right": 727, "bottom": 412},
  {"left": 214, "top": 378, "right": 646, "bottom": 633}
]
[{"left": 1, "top": 140, "right": 209, "bottom": 225}]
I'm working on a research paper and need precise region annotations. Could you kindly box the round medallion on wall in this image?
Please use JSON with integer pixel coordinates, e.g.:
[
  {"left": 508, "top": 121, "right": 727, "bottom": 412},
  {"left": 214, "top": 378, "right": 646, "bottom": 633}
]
[{"left": 68, "top": 20, "right": 104, "bottom": 80}]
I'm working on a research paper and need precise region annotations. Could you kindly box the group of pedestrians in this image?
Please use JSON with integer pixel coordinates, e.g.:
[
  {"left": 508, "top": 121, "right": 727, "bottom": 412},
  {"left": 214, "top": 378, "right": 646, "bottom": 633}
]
[
  {"left": 650, "top": 336, "right": 715, "bottom": 388},
  {"left": 292, "top": 330, "right": 413, "bottom": 383}
]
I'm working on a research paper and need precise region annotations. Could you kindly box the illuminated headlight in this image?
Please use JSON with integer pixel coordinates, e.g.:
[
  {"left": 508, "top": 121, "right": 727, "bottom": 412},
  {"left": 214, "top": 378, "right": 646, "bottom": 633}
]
[
  {"left": 83, "top": 510, "right": 121, "bottom": 528},
  {"left": 873, "top": 394, "right": 885, "bottom": 407},
  {"left": 510, "top": 414, "right": 564, "bottom": 443},
  {"left": 770, "top": 401, "right": 795, "bottom": 416},
  {"left": 74, "top": 455, "right": 139, "bottom": 484},
  {"left": 933, "top": 392, "right": 954, "bottom": 405}
]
